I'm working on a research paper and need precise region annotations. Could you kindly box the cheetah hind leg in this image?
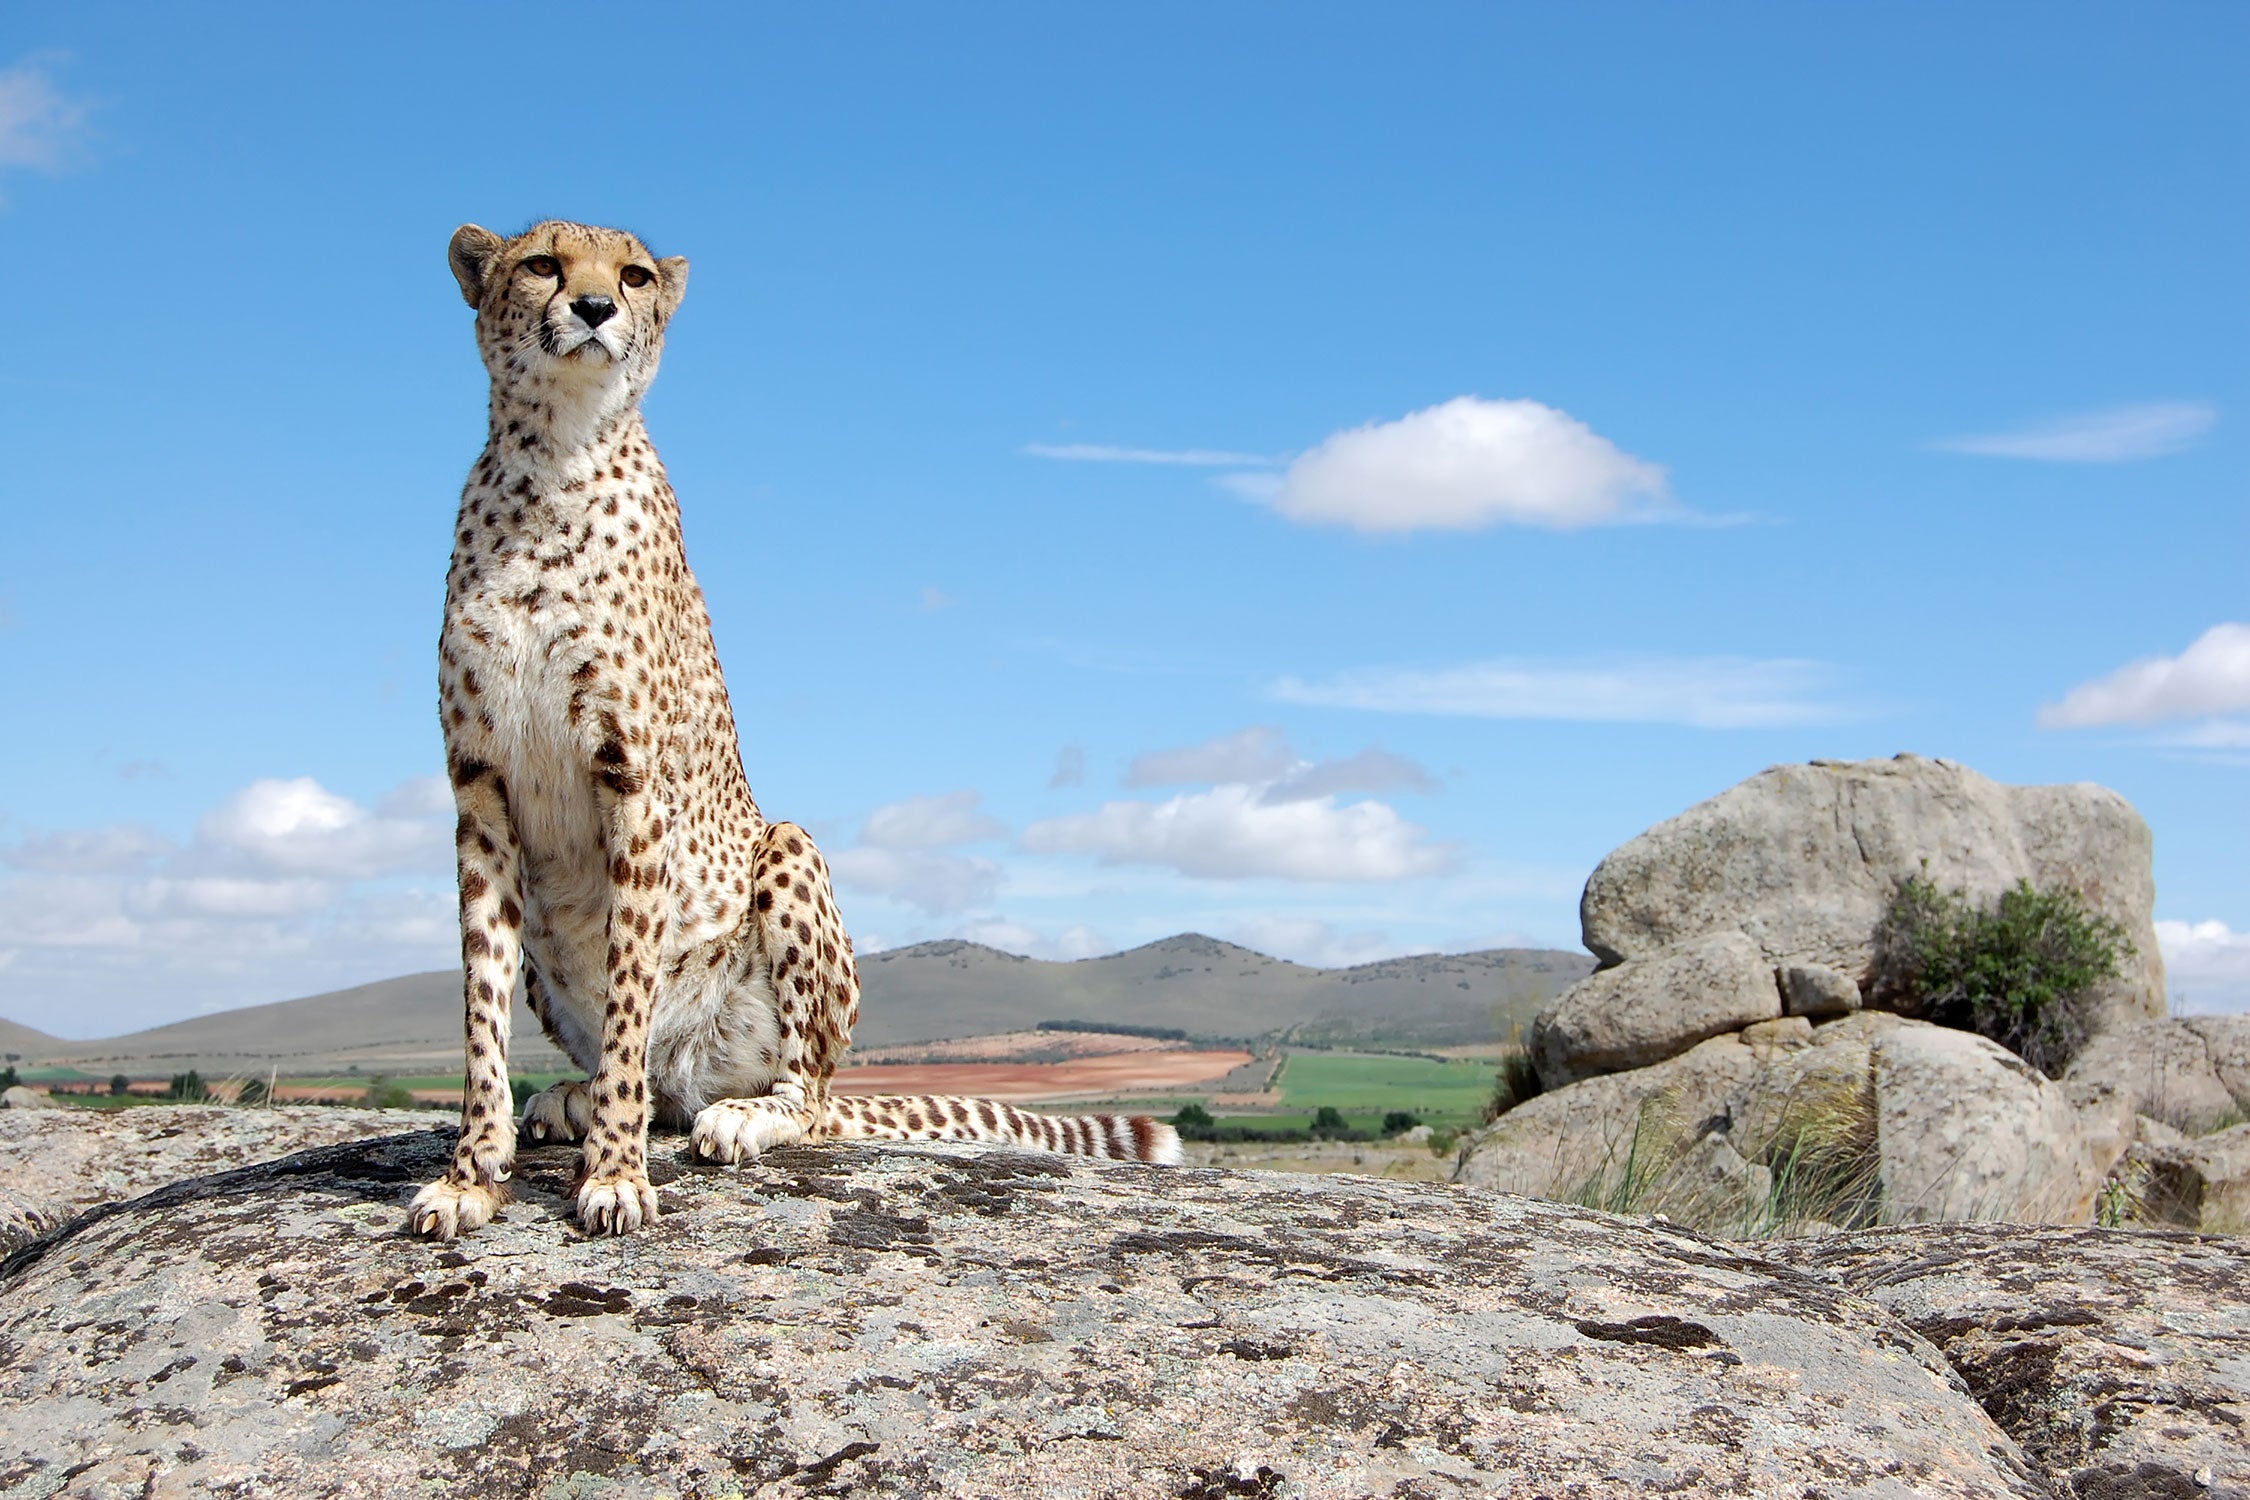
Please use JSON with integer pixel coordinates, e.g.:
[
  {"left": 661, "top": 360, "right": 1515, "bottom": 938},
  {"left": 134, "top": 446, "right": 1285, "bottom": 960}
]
[
  {"left": 690, "top": 1081, "right": 817, "bottom": 1166},
  {"left": 519, "top": 1079, "right": 595, "bottom": 1144}
]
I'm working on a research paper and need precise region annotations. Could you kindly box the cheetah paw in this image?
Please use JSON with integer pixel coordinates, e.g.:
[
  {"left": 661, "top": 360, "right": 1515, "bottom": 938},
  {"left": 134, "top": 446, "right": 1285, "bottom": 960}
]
[
  {"left": 576, "top": 1172, "right": 659, "bottom": 1236},
  {"left": 520, "top": 1080, "right": 595, "bottom": 1144},
  {"left": 408, "top": 1176, "right": 502, "bottom": 1240},
  {"left": 690, "top": 1100, "right": 807, "bottom": 1165}
]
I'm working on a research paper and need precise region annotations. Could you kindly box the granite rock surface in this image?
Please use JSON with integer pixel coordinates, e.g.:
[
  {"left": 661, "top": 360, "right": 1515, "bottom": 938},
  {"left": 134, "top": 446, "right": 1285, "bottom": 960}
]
[{"left": 0, "top": 1127, "right": 2050, "bottom": 1499}]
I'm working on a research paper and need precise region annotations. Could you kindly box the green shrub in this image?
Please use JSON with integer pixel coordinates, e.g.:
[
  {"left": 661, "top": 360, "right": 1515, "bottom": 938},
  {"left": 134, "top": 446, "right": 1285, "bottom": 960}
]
[
  {"left": 167, "top": 1070, "right": 207, "bottom": 1102},
  {"left": 1309, "top": 1106, "right": 1351, "bottom": 1140},
  {"left": 0, "top": 1066, "right": 16, "bottom": 1092},
  {"left": 237, "top": 1076, "right": 271, "bottom": 1106},
  {"left": 1876, "top": 873, "right": 2131, "bottom": 1076},
  {"left": 109, "top": 1074, "right": 132, "bottom": 1096},
  {"left": 1381, "top": 1110, "right": 1421, "bottom": 1136},
  {"left": 363, "top": 1076, "right": 418, "bottom": 1110},
  {"left": 1170, "top": 1102, "right": 1218, "bottom": 1141},
  {"left": 1485, "top": 1045, "right": 1542, "bottom": 1122}
]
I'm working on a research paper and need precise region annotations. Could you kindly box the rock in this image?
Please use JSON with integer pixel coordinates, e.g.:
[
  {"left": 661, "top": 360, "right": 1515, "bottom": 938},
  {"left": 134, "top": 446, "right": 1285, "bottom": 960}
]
[
  {"left": 0, "top": 1187, "right": 64, "bottom": 1254},
  {"left": 2130, "top": 1122, "right": 2250, "bottom": 1233},
  {"left": 0, "top": 1104, "right": 456, "bottom": 1219},
  {"left": 0, "top": 1085, "right": 57, "bottom": 1110},
  {"left": 1771, "top": 1225, "right": 2250, "bottom": 1500},
  {"left": 1528, "top": 930, "right": 1779, "bottom": 1087},
  {"left": 2066, "top": 1016, "right": 2250, "bottom": 1134},
  {"left": 1457, "top": 1033, "right": 1760, "bottom": 1203},
  {"left": 1579, "top": 754, "right": 2165, "bottom": 1032},
  {"left": 1871, "top": 1021, "right": 2107, "bottom": 1225},
  {"left": 1739, "top": 1014, "right": 1814, "bottom": 1060},
  {"left": 1780, "top": 960, "right": 1863, "bottom": 1019},
  {"left": 1462, "top": 1015, "right": 2114, "bottom": 1232},
  {"left": 0, "top": 1129, "right": 2049, "bottom": 1497}
]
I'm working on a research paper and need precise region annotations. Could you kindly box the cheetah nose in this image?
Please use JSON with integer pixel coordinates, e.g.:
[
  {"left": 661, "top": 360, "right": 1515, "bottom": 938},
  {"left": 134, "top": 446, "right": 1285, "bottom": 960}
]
[{"left": 571, "top": 294, "right": 618, "bottom": 329}]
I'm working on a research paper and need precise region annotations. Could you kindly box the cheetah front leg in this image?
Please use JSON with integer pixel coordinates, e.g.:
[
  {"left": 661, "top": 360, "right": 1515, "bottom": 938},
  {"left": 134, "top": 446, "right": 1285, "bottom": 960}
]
[
  {"left": 409, "top": 768, "right": 525, "bottom": 1239},
  {"left": 692, "top": 823, "right": 857, "bottom": 1165},
  {"left": 571, "top": 781, "right": 670, "bottom": 1236}
]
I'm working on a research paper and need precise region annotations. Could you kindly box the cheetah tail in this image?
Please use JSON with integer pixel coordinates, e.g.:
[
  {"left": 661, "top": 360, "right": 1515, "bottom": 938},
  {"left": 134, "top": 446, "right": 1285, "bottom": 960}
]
[{"left": 821, "top": 1094, "right": 1183, "bottom": 1166}]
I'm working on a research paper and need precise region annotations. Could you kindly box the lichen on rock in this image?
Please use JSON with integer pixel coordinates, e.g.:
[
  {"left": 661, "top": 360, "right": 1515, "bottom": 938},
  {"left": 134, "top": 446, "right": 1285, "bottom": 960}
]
[{"left": 0, "top": 1127, "right": 2050, "bottom": 1498}]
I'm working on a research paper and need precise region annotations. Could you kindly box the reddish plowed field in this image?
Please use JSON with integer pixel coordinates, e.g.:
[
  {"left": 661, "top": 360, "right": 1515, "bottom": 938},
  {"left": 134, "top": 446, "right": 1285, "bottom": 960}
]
[{"left": 831, "top": 1049, "right": 1252, "bottom": 1101}]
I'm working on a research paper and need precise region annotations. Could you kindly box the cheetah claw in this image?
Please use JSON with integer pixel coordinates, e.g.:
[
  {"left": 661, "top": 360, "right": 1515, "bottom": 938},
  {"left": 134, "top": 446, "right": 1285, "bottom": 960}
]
[
  {"left": 408, "top": 1177, "right": 502, "bottom": 1240},
  {"left": 576, "top": 1173, "right": 659, "bottom": 1236}
]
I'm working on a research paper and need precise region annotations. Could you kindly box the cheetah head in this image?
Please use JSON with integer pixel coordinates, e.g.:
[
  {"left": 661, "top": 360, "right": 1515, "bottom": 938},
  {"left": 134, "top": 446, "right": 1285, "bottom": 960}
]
[{"left": 448, "top": 220, "right": 688, "bottom": 404}]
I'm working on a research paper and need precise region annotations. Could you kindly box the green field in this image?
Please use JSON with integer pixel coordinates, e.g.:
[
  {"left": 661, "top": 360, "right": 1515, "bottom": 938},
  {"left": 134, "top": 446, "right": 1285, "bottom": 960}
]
[{"left": 1276, "top": 1052, "right": 1496, "bottom": 1127}]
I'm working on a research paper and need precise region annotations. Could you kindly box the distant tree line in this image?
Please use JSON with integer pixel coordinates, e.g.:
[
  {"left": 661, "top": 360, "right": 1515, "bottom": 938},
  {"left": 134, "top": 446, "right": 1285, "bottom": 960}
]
[
  {"left": 1037, "top": 1019, "right": 1189, "bottom": 1041},
  {"left": 1170, "top": 1103, "right": 1421, "bottom": 1144}
]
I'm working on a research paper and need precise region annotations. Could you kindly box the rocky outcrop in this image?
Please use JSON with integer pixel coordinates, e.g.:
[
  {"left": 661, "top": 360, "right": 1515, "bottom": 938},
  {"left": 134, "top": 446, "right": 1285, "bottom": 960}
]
[
  {"left": 1574, "top": 755, "right": 2164, "bottom": 1040},
  {"left": 0, "top": 1104, "right": 452, "bottom": 1248},
  {"left": 0, "top": 1086, "right": 57, "bottom": 1110},
  {"left": 1463, "top": 1014, "right": 2125, "bottom": 1230},
  {"left": 1780, "top": 960, "right": 1863, "bottom": 1019},
  {"left": 1771, "top": 1226, "right": 2250, "bottom": 1500},
  {"left": 1528, "top": 930, "right": 1778, "bottom": 1087},
  {"left": 0, "top": 1129, "right": 2053, "bottom": 1498},
  {"left": 2065, "top": 1015, "right": 2250, "bottom": 1131},
  {"left": 2128, "top": 1122, "right": 2250, "bottom": 1234}
]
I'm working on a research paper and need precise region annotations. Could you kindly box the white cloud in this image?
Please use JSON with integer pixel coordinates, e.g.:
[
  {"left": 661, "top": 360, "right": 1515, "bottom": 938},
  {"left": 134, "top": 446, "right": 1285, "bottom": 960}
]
[
  {"left": 1274, "top": 656, "right": 1845, "bottom": 729},
  {"left": 2039, "top": 624, "right": 2250, "bottom": 729},
  {"left": 1935, "top": 402, "right": 2216, "bottom": 463},
  {"left": 127, "top": 876, "right": 338, "bottom": 921},
  {"left": 1258, "top": 396, "right": 1672, "bottom": 533},
  {"left": 1126, "top": 727, "right": 1297, "bottom": 787},
  {"left": 0, "top": 824, "right": 172, "bottom": 875},
  {"left": 0, "top": 55, "right": 90, "bottom": 178},
  {"left": 198, "top": 775, "right": 451, "bottom": 880},
  {"left": 1047, "top": 745, "right": 1087, "bottom": 790},
  {"left": 1262, "top": 748, "right": 1435, "bottom": 805},
  {"left": 829, "top": 847, "right": 1002, "bottom": 916},
  {"left": 2159, "top": 919, "right": 2250, "bottom": 1015},
  {"left": 955, "top": 919, "right": 1110, "bottom": 961},
  {"left": 0, "top": 774, "right": 463, "bottom": 1035},
  {"left": 1025, "top": 443, "right": 1281, "bottom": 467},
  {"left": 1122, "top": 727, "right": 1436, "bottom": 804},
  {"left": 1222, "top": 916, "right": 1406, "bottom": 969},
  {"left": 2161, "top": 720, "right": 2250, "bottom": 750},
  {"left": 1021, "top": 784, "right": 1450, "bottom": 883},
  {"left": 858, "top": 790, "right": 1006, "bottom": 850}
]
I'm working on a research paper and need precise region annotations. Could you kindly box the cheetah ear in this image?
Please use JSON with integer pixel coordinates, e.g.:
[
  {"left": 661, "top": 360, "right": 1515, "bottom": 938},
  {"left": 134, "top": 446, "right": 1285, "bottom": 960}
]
[
  {"left": 656, "top": 256, "right": 690, "bottom": 318},
  {"left": 448, "top": 224, "right": 507, "bottom": 308}
]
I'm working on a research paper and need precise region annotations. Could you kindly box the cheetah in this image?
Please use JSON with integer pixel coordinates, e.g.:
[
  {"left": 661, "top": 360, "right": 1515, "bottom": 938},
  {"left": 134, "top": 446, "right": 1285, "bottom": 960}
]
[{"left": 408, "top": 220, "right": 1181, "bottom": 1240}]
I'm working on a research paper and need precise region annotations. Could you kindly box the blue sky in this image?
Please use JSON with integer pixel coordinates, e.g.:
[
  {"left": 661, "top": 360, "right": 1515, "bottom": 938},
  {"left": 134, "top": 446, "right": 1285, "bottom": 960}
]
[{"left": 2, "top": 5, "right": 2245, "bottom": 1035}]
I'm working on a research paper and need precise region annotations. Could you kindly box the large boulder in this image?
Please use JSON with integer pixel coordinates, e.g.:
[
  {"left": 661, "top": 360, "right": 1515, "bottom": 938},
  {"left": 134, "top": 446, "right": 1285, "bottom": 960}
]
[
  {"left": 2128, "top": 1121, "right": 2250, "bottom": 1233},
  {"left": 0, "top": 1130, "right": 2052, "bottom": 1497},
  {"left": 1528, "top": 930, "right": 1779, "bottom": 1087},
  {"left": 2066, "top": 1015, "right": 2250, "bottom": 1132},
  {"left": 1772, "top": 1226, "right": 2250, "bottom": 1500},
  {"left": 1457, "top": 1032, "right": 1761, "bottom": 1203},
  {"left": 1462, "top": 1015, "right": 2120, "bottom": 1231},
  {"left": 1578, "top": 754, "right": 2165, "bottom": 1032},
  {"left": 1871, "top": 1020, "right": 2106, "bottom": 1225},
  {"left": 0, "top": 1104, "right": 454, "bottom": 1219}
]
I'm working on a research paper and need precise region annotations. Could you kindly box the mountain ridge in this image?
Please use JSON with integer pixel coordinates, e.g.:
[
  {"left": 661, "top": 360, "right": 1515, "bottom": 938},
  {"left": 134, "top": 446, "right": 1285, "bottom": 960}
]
[{"left": 6, "top": 934, "right": 1595, "bottom": 1074}]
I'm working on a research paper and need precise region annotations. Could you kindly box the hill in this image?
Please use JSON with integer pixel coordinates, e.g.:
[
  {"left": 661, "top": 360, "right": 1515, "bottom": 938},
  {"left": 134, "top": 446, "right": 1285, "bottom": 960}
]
[
  {"left": 6, "top": 935, "right": 1593, "bottom": 1074},
  {"left": 0, "top": 1017, "right": 63, "bottom": 1062},
  {"left": 851, "top": 933, "right": 1592, "bottom": 1047}
]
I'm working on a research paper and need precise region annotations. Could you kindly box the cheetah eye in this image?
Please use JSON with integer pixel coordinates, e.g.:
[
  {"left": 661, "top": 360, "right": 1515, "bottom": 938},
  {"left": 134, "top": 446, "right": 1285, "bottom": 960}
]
[
  {"left": 619, "top": 265, "right": 655, "bottom": 289},
  {"left": 522, "top": 255, "right": 562, "bottom": 279}
]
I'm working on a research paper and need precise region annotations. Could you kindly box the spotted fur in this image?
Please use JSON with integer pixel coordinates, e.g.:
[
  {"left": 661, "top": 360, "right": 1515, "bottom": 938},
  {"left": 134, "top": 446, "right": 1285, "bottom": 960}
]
[{"left": 408, "top": 221, "right": 1180, "bottom": 1241}]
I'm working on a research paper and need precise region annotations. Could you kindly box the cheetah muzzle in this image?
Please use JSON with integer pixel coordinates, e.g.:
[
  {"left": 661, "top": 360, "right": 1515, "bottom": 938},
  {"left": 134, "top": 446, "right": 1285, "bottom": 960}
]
[{"left": 409, "top": 220, "right": 1181, "bottom": 1241}]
